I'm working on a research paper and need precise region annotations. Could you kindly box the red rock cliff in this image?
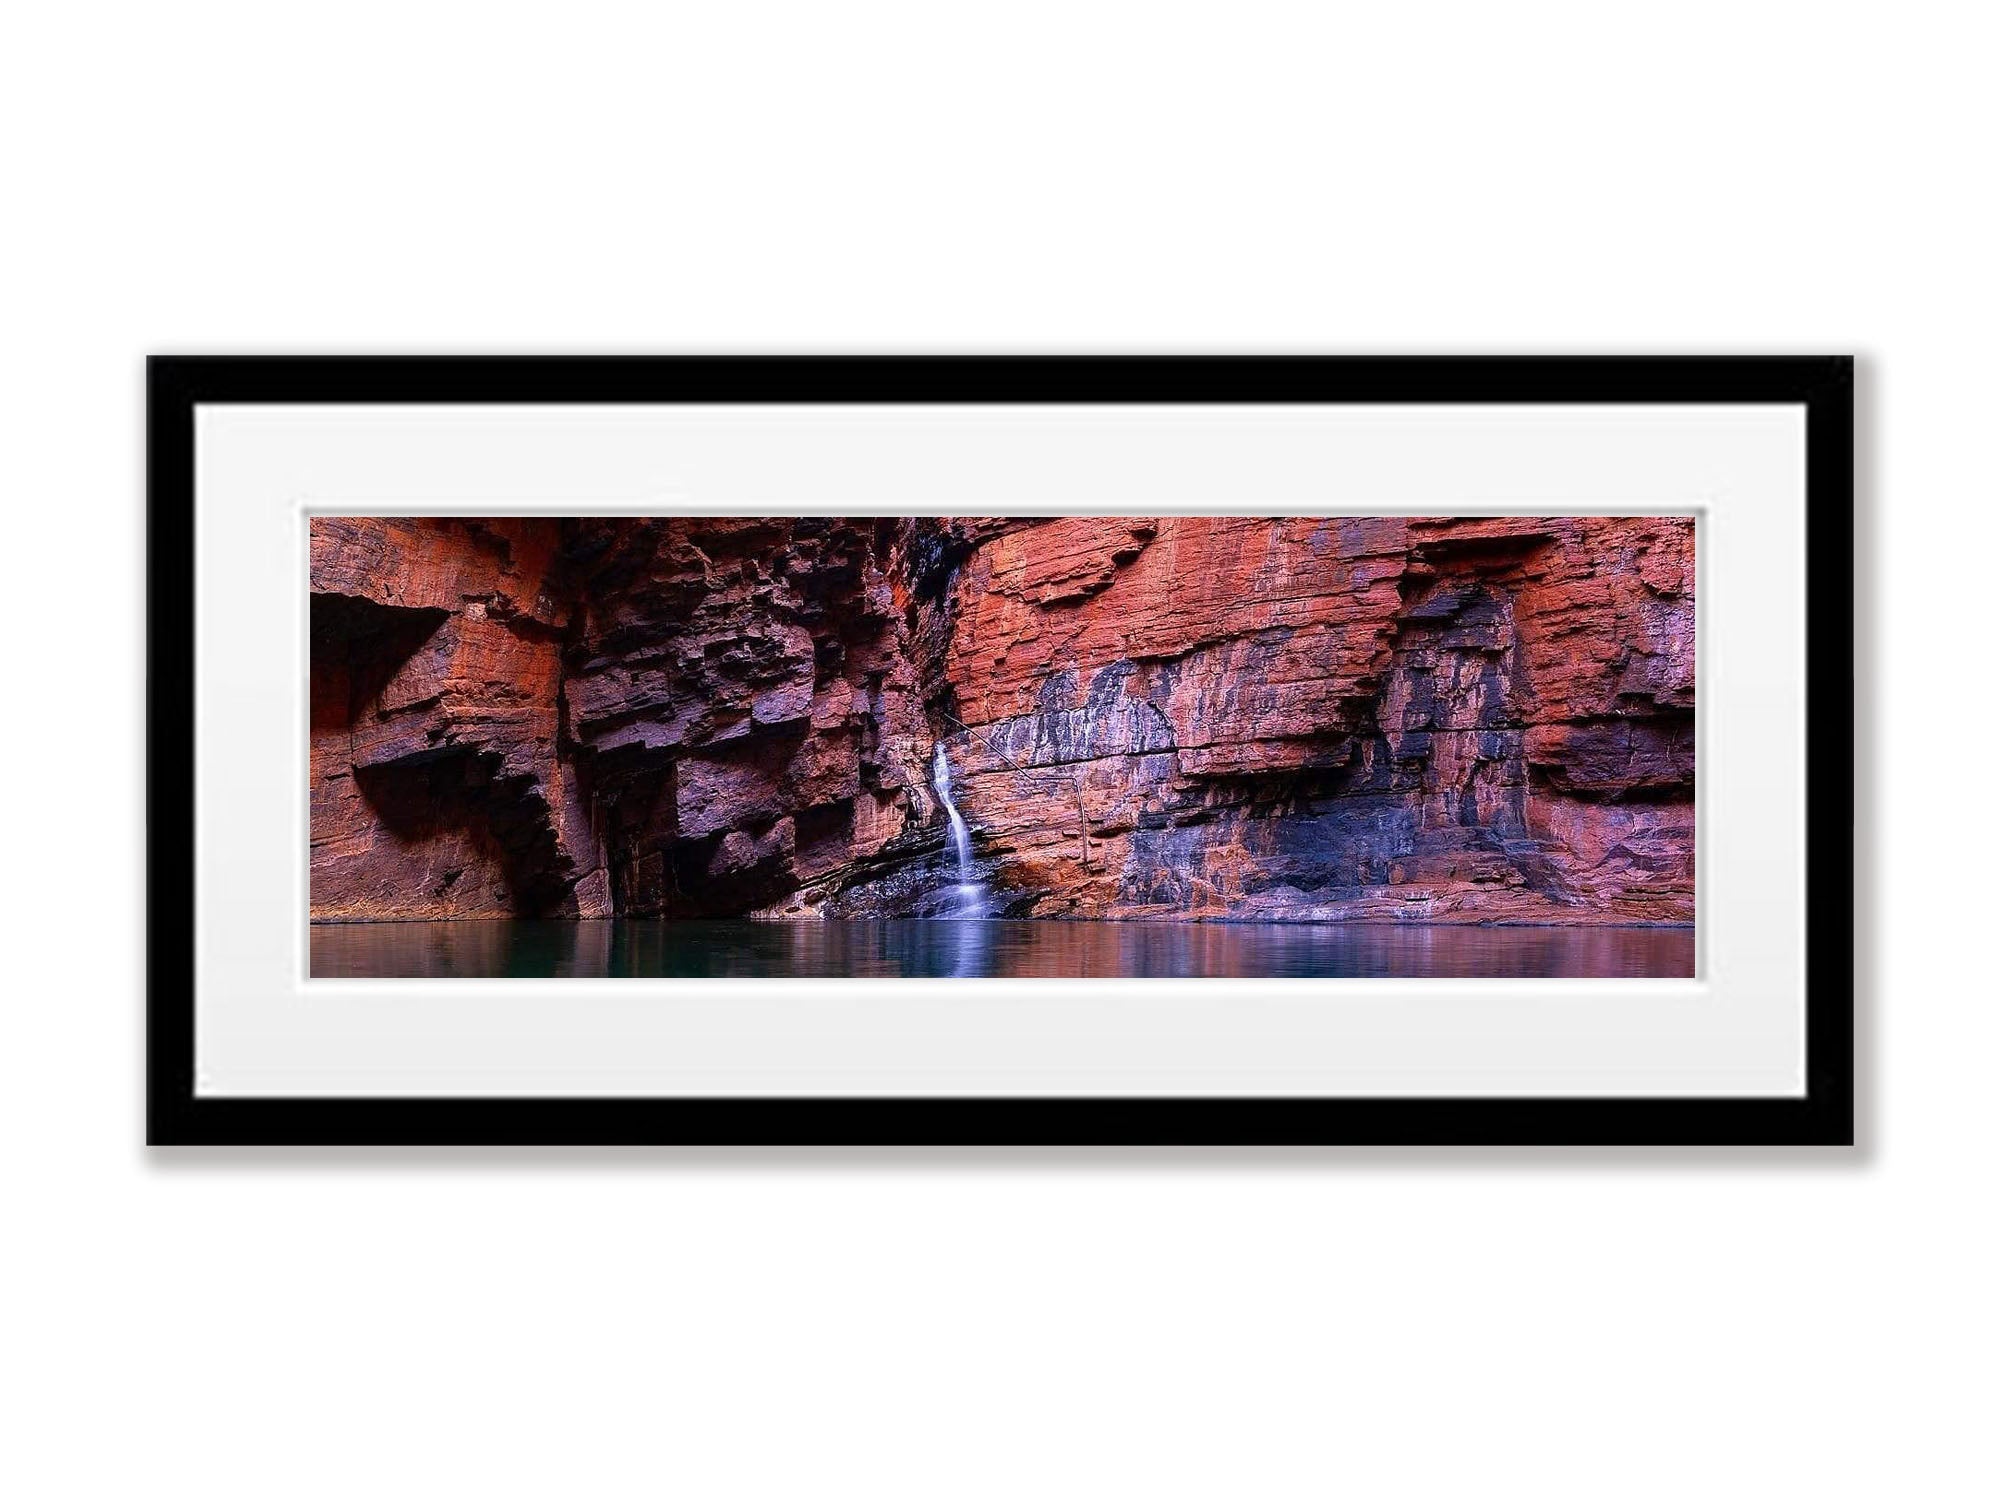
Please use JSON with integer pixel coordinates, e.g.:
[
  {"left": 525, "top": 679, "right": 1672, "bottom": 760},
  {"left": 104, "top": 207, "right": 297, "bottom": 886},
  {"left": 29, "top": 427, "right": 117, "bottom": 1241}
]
[{"left": 309, "top": 515, "right": 1693, "bottom": 924}]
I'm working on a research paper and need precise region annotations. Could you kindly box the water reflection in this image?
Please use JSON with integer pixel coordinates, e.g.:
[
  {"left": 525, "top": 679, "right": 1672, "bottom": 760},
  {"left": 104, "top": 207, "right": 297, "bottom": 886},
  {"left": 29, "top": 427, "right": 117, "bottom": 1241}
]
[{"left": 311, "top": 918, "right": 1694, "bottom": 980}]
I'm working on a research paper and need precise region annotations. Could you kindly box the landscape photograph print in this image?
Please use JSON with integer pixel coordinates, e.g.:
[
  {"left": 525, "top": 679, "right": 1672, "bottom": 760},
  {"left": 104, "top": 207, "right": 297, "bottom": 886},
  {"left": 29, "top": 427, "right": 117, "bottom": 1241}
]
[{"left": 309, "top": 514, "right": 1696, "bottom": 979}]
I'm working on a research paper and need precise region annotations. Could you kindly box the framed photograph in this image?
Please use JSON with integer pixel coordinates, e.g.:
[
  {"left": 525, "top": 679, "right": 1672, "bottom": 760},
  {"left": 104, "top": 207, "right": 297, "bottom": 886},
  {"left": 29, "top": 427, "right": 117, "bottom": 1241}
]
[{"left": 148, "top": 356, "right": 1853, "bottom": 1145}]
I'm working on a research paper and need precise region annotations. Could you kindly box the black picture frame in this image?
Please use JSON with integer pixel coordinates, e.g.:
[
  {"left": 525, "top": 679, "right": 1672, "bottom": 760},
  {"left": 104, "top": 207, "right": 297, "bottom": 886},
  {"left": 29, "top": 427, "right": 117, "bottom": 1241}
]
[{"left": 148, "top": 356, "right": 1854, "bottom": 1146}]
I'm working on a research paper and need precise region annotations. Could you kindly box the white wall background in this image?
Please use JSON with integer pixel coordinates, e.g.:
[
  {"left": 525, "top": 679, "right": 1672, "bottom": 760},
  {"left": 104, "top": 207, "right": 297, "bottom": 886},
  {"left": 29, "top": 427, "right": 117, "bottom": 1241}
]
[{"left": 0, "top": 3, "right": 1985, "bottom": 1495}]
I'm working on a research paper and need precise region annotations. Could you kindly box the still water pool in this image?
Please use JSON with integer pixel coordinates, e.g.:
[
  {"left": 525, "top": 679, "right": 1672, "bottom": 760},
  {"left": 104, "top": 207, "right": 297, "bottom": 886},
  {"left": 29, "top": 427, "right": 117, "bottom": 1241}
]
[{"left": 310, "top": 918, "right": 1694, "bottom": 980}]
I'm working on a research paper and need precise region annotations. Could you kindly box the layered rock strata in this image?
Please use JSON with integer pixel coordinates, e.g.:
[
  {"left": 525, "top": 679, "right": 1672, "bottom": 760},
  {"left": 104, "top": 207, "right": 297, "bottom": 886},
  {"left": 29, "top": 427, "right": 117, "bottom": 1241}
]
[{"left": 309, "top": 515, "right": 1694, "bottom": 924}]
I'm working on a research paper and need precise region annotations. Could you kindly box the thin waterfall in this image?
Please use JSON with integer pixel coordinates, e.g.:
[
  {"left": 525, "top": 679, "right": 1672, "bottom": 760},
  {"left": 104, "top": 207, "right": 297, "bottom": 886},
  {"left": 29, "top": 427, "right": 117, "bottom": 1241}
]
[{"left": 932, "top": 742, "right": 986, "bottom": 917}]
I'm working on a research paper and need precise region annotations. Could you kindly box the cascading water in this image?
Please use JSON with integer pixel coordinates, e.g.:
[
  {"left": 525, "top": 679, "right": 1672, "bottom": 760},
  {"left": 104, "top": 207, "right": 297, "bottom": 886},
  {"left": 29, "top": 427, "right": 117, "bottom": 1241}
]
[{"left": 932, "top": 742, "right": 987, "bottom": 917}]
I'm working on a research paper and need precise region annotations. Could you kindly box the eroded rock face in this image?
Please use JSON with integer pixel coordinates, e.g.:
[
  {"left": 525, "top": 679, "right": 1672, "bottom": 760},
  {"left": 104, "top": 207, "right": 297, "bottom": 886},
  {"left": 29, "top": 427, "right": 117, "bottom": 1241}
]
[
  {"left": 902, "top": 516, "right": 1694, "bottom": 923},
  {"left": 309, "top": 514, "right": 1693, "bottom": 924},
  {"left": 552, "top": 516, "right": 934, "bottom": 918},
  {"left": 310, "top": 516, "right": 938, "bottom": 921},
  {"left": 309, "top": 519, "right": 579, "bottom": 921}
]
